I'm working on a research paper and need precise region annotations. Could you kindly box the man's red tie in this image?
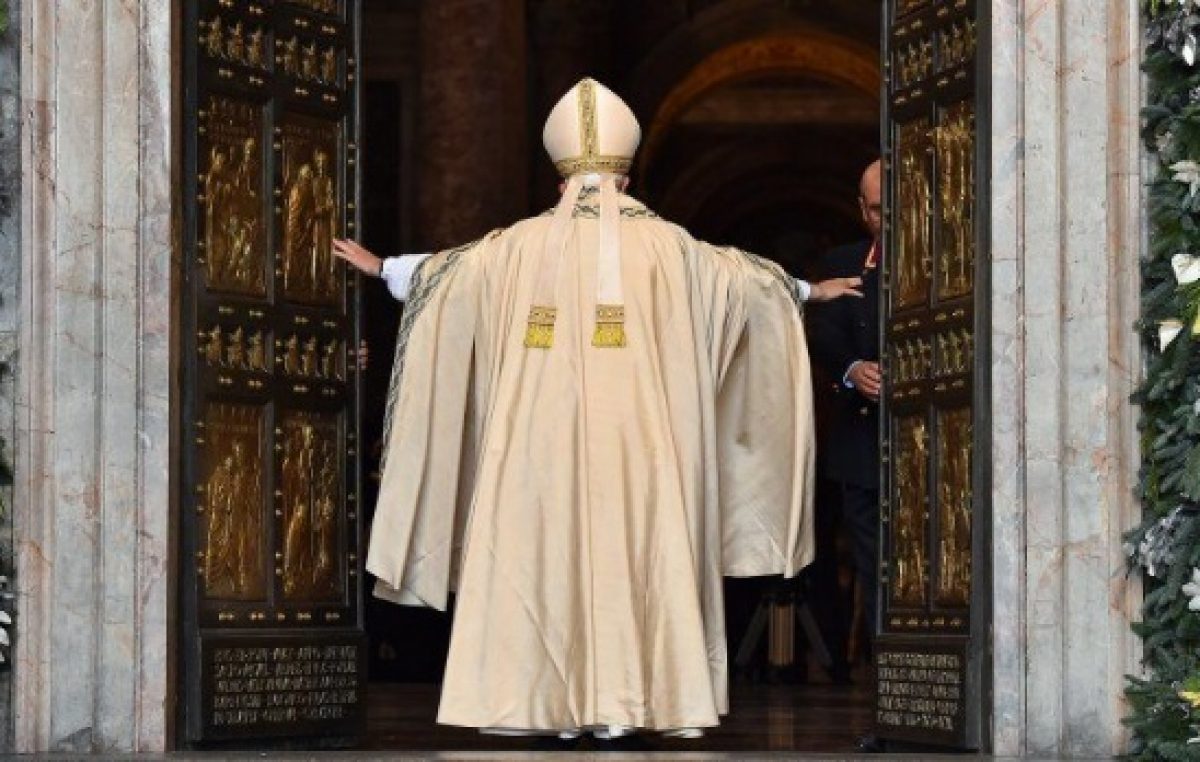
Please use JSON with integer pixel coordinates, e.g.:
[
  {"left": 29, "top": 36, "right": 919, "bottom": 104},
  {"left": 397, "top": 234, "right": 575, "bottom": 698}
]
[{"left": 863, "top": 240, "right": 881, "bottom": 271}]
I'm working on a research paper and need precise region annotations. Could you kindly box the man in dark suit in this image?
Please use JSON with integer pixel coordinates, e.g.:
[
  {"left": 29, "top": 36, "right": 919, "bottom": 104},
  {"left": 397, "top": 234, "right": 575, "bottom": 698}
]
[{"left": 807, "top": 160, "right": 883, "bottom": 671}]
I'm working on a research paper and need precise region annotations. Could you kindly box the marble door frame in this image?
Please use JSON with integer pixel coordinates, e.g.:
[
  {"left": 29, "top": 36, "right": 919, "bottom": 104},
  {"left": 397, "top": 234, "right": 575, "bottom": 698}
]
[
  {"left": 14, "top": 0, "right": 178, "bottom": 753},
  {"left": 9, "top": 0, "right": 1144, "bottom": 756},
  {"left": 986, "top": 0, "right": 1143, "bottom": 757}
]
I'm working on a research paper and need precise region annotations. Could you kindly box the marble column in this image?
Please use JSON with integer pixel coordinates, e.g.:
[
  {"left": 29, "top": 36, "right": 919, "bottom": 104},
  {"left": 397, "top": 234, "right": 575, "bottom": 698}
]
[
  {"left": 417, "top": 0, "right": 528, "bottom": 249},
  {"left": 989, "top": 0, "right": 1143, "bottom": 756},
  {"left": 13, "top": 0, "right": 175, "bottom": 752},
  {"left": 0, "top": 0, "right": 22, "bottom": 749}
]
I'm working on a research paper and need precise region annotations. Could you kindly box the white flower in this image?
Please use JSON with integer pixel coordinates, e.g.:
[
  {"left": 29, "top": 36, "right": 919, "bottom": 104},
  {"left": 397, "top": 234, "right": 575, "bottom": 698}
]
[
  {"left": 1183, "top": 568, "right": 1200, "bottom": 611},
  {"left": 1161, "top": 319, "right": 1185, "bottom": 349},
  {"left": 1173, "top": 160, "right": 1200, "bottom": 197},
  {"left": 1174, "top": 253, "right": 1200, "bottom": 284}
]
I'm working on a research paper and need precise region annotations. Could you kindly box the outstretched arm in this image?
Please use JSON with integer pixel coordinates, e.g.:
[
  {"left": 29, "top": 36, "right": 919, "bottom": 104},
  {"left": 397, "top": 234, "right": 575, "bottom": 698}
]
[
  {"left": 805, "top": 276, "right": 863, "bottom": 302},
  {"left": 333, "top": 238, "right": 430, "bottom": 301}
]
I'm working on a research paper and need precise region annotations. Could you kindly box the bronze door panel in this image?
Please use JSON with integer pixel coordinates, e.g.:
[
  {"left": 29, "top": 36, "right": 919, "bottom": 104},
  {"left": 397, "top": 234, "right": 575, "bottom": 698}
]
[
  {"left": 279, "top": 114, "right": 343, "bottom": 306},
  {"left": 200, "top": 97, "right": 268, "bottom": 297},
  {"left": 200, "top": 402, "right": 268, "bottom": 602},
  {"left": 182, "top": 0, "right": 363, "bottom": 745},
  {"left": 877, "top": 0, "right": 988, "bottom": 748}
]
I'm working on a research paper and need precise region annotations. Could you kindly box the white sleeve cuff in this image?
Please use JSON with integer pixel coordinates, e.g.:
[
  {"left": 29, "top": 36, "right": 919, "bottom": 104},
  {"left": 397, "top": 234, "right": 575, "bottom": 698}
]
[
  {"left": 795, "top": 278, "right": 812, "bottom": 302},
  {"left": 843, "top": 360, "right": 862, "bottom": 388},
  {"left": 380, "top": 253, "right": 431, "bottom": 301}
]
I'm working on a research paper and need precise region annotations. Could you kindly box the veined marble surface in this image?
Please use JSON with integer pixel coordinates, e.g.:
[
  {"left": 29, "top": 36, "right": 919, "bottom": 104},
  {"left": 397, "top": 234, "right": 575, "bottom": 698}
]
[
  {"left": 989, "top": 0, "right": 1143, "bottom": 757},
  {"left": 14, "top": 0, "right": 174, "bottom": 753},
  {"left": 0, "top": 0, "right": 22, "bottom": 751}
]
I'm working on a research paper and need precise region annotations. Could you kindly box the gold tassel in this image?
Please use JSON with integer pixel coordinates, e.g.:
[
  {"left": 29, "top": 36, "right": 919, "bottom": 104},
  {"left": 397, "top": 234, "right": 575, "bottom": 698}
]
[
  {"left": 592, "top": 304, "right": 626, "bottom": 348},
  {"left": 525, "top": 305, "right": 557, "bottom": 349}
]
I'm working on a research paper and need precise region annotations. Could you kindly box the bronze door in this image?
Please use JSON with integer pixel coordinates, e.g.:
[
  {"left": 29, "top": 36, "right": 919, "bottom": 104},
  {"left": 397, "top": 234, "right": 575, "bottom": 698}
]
[
  {"left": 876, "top": 0, "right": 989, "bottom": 748},
  {"left": 181, "top": 0, "right": 364, "bottom": 744}
]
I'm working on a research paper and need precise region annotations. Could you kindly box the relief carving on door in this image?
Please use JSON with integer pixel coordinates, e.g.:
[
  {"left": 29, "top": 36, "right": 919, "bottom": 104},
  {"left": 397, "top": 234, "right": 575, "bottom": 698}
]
[
  {"left": 936, "top": 101, "right": 975, "bottom": 300},
  {"left": 935, "top": 407, "right": 972, "bottom": 606},
  {"left": 896, "top": 119, "right": 932, "bottom": 310},
  {"left": 279, "top": 411, "right": 342, "bottom": 601},
  {"left": 876, "top": 0, "right": 986, "bottom": 747},
  {"left": 279, "top": 116, "right": 341, "bottom": 305},
  {"left": 892, "top": 415, "right": 930, "bottom": 606},
  {"left": 200, "top": 403, "right": 266, "bottom": 601},
  {"left": 201, "top": 97, "right": 267, "bottom": 296}
]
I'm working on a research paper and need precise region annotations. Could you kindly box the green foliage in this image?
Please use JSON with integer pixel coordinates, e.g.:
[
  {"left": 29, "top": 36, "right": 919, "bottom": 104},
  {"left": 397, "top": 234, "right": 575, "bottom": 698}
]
[
  {"left": 0, "top": 0, "right": 7, "bottom": 36},
  {"left": 1128, "top": 2, "right": 1200, "bottom": 757}
]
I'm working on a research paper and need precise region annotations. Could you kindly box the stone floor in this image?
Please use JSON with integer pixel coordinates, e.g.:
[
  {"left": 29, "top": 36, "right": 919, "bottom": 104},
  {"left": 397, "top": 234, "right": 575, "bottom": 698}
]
[
  {"left": 0, "top": 680, "right": 1094, "bottom": 760},
  {"left": 363, "top": 679, "right": 876, "bottom": 755}
]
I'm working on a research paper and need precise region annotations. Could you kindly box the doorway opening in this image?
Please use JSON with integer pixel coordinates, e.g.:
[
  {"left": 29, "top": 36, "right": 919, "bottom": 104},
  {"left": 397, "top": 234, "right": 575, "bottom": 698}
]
[{"left": 355, "top": 0, "right": 881, "bottom": 752}]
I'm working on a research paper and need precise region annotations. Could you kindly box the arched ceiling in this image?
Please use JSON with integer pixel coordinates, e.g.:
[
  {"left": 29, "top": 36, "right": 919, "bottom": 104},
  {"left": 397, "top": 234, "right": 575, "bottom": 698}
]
[{"left": 636, "top": 29, "right": 881, "bottom": 176}]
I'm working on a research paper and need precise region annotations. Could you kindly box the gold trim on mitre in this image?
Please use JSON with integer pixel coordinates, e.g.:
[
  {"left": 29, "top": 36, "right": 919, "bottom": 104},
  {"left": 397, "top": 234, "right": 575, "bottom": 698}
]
[{"left": 554, "top": 155, "right": 633, "bottom": 177}]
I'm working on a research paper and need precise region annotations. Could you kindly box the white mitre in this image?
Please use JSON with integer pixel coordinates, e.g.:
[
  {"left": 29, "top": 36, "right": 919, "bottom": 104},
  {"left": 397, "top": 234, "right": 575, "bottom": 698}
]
[{"left": 543, "top": 78, "right": 641, "bottom": 177}]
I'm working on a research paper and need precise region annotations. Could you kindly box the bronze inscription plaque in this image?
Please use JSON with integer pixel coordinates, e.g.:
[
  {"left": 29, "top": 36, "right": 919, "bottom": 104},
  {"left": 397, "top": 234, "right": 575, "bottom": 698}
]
[
  {"left": 201, "top": 634, "right": 365, "bottom": 739},
  {"left": 875, "top": 645, "right": 967, "bottom": 743}
]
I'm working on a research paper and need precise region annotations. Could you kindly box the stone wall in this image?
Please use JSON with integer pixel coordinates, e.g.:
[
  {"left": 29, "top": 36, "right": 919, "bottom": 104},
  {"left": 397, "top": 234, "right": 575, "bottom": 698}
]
[
  {"left": 989, "top": 0, "right": 1143, "bottom": 756},
  {"left": 13, "top": 1, "right": 174, "bottom": 752},
  {"left": 0, "top": 0, "right": 21, "bottom": 749}
]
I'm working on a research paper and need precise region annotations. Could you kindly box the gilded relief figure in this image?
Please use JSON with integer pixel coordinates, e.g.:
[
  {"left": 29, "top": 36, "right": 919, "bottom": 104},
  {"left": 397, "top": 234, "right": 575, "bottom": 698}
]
[
  {"left": 203, "top": 405, "right": 265, "bottom": 600},
  {"left": 937, "top": 102, "right": 975, "bottom": 299},
  {"left": 203, "top": 147, "right": 233, "bottom": 285},
  {"left": 205, "top": 451, "right": 237, "bottom": 588},
  {"left": 246, "top": 28, "right": 265, "bottom": 68},
  {"left": 918, "top": 338, "right": 932, "bottom": 379},
  {"left": 321, "top": 47, "right": 338, "bottom": 84},
  {"left": 203, "top": 17, "right": 224, "bottom": 58},
  {"left": 896, "top": 47, "right": 912, "bottom": 88},
  {"left": 321, "top": 339, "right": 341, "bottom": 380},
  {"left": 282, "top": 423, "right": 316, "bottom": 597},
  {"left": 226, "top": 326, "right": 247, "bottom": 369},
  {"left": 897, "top": 120, "right": 931, "bottom": 308},
  {"left": 301, "top": 41, "right": 320, "bottom": 81},
  {"left": 893, "top": 417, "right": 929, "bottom": 605},
  {"left": 280, "top": 413, "right": 341, "bottom": 599},
  {"left": 281, "top": 37, "right": 300, "bottom": 77},
  {"left": 283, "top": 162, "right": 316, "bottom": 292},
  {"left": 202, "top": 99, "right": 265, "bottom": 295},
  {"left": 936, "top": 410, "right": 972, "bottom": 605},
  {"left": 311, "top": 442, "right": 340, "bottom": 596},
  {"left": 948, "top": 332, "right": 963, "bottom": 374},
  {"left": 203, "top": 325, "right": 224, "bottom": 367},
  {"left": 311, "top": 150, "right": 338, "bottom": 293},
  {"left": 247, "top": 331, "right": 267, "bottom": 372},
  {"left": 283, "top": 335, "right": 302, "bottom": 375},
  {"left": 917, "top": 39, "right": 933, "bottom": 80},
  {"left": 964, "top": 20, "right": 978, "bottom": 58},
  {"left": 226, "top": 21, "right": 246, "bottom": 62},
  {"left": 301, "top": 337, "right": 320, "bottom": 377},
  {"left": 283, "top": 164, "right": 316, "bottom": 295},
  {"left": 280, "top": 118, "right": 340, "bottom": 304}
]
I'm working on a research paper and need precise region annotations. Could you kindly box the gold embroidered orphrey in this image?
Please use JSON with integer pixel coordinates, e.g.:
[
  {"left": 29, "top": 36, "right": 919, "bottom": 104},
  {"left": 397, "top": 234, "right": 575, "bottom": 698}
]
[
  {"left": 526, "top": 79, "right": 631, "bottom": 351},
  {"left": 552, "top": 79, "right": 633, "bottom": 179}
]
